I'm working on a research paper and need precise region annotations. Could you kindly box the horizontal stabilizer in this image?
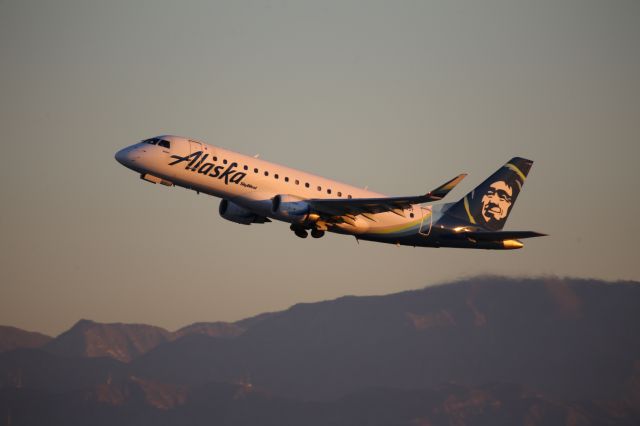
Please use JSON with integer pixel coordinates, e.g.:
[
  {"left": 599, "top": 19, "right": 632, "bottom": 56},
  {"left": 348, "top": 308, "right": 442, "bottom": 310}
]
[{"left": 447, "top": 230, "right": 547, "bottom": 241}]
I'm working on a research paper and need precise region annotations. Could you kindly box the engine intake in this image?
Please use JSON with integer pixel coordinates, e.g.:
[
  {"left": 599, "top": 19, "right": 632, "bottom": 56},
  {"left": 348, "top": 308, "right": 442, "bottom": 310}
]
[{"left": 272, "top": 195, "right": 311, "bottom": 219}]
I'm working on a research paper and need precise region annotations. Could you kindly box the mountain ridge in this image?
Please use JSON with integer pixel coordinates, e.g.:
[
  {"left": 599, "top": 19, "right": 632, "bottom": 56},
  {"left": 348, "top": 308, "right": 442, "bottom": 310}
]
[
  {"left": 0, "top": 325, "right": 51, "bottom": 353},
  {"left": 2, "top": 276, "right": 639, "bottom": 425}
]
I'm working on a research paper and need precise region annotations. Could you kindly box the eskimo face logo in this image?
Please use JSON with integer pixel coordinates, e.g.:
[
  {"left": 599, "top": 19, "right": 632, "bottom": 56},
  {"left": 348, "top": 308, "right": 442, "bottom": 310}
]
[
  {"left": 168, "top": 151, "right": 247, "bottom": 185},
  {"left": 481, "top": 181, "right": 513, "bottom": 223}
]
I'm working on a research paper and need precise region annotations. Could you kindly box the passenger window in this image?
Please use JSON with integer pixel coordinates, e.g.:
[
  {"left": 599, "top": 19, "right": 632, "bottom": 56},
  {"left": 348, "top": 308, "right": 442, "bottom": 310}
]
[
  {"left": 213, "top": 156, "right": 218, "bottom": 161},
  {"left": 348, "top": 195, "right": 352, "bottom": 199},
  {"left": 337, "top": 191, "right": 342, "bottom": 197},
  {"left": 327, "top": 189, "right": 332, "bottom": 194},
  {"left": 295, "top": 179, "right": 300, "bottom": 185},
  {"left": 274, "top": 174, "right": 279, "bottom": 179},
  {"left": 223, "top": 159, "right": 228, "bottom": 164},
  {"left": 243, "top": 165, "right": 248, "bottom": 170},
  {"left": 305, "top": 182, "right": 310, "bottom": 188},
  {"left": 254, "top": 168, "right": 259, "bottom": 173},
  {"left": 317, "top": 186, "right": 321, "bottom": 191},
  {"left": 264, "top": 171, "right": 269, "bottom": 176},
  {"left": 285, "top": 177, "right": 289, "bottom": 182}
]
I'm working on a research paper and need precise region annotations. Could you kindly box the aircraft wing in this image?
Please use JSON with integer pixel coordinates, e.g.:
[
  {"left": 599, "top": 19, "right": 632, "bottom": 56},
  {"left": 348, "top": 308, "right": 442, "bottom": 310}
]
[{"left": 307, "top": 173, "right": 466, "bottom": 217}]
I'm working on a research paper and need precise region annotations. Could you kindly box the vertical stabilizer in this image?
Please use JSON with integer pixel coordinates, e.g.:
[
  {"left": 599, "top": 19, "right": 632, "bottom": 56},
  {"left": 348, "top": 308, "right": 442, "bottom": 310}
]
[{"left": 445, "top": 157, "right": 533, "bottom": 231}]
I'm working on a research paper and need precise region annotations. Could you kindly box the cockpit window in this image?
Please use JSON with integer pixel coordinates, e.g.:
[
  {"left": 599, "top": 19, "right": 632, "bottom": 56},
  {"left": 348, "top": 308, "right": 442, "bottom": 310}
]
[{"left": 142, "top": 138, "right": 170, "bottom": 148}]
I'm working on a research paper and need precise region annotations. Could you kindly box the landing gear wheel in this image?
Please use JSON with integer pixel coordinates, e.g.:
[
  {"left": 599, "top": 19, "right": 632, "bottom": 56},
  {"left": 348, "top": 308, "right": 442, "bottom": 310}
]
[
  {"left": 311, "top": 229, "right": 325, "bottom": 239},
  {"left": 294, "top": 229, "right": 308, "bottom": 239}
]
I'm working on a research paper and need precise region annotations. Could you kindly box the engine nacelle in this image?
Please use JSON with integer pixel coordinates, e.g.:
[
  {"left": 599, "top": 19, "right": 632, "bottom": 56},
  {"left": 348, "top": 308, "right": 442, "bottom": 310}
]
[
  {"left": 219, "top": 199, "right": 261, "bottom": 225},
  {"left": 271, "top": 194, "right": 311, "bottom": 221}
]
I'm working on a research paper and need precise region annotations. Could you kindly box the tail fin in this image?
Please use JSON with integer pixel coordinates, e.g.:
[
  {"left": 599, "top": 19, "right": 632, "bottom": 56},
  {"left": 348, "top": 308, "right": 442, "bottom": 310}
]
[{"left": 445, "top": 157, "right": 533, "bottom": 231}]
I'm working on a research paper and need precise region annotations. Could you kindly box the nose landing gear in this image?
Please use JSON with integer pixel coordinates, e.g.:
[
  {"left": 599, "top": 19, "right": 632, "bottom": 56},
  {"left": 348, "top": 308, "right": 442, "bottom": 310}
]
[{"left": 310, "top": 229, "right": 325, "bottom": 239}]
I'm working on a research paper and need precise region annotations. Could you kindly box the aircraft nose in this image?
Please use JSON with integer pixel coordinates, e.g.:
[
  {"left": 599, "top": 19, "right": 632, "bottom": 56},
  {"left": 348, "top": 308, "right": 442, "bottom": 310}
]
[
  {"left": 115, "top": 147, "right": 130, "bottom": 166},
  {"left": 115, "top": 146, "right": 140, "bottom": 168}
]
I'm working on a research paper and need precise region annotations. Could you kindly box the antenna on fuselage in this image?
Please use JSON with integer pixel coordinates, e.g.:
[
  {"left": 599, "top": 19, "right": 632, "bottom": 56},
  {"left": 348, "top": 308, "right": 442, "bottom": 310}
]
[{"left": 254, "top": 154, "right": 260, "bottom": 158}]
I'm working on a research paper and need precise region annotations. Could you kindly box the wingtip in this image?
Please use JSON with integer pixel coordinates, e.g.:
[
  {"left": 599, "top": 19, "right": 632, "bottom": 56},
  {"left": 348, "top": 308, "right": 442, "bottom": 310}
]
[
  {"left": 428, "top": 173, "right": 467, "bottom": 199},
  {"left": 447, "top": 173, "right": 467, "bottom": 188},
  {"left": 453, "top": 173, "right": 468, "bottom": 183}
]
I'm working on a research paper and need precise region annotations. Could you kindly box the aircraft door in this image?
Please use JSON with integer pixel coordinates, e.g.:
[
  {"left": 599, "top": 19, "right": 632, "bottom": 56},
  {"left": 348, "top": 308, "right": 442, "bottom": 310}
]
[{"left": 418, "top": 206, "right": 432, "bottom": 236}]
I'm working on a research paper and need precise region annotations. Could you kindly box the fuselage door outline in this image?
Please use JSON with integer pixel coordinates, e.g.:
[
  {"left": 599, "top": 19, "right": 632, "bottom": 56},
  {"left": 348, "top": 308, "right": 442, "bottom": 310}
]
[
  {"left": 190, "top": 140, "right": 203, "bottom": 154},
  {"left": 419, "top": 206, "right": 432, "bottom": 236}
]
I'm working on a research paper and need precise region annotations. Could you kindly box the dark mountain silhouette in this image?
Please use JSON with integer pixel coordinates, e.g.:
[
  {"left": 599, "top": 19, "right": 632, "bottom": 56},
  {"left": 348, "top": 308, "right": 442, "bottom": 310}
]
[
  {"left": 173, "top": 322, "right": 245, "bottom": 339},
  {"left": 0, "top": 326, "right": 51, "bottom": 353},
  {"left": 234, "top": 312, "right": 278, "bottom": 329},
  {"left": 0, "top": 348, "right": 127, "bottom": 392},
  {"left": 174, "top": 313, "right": 276, "bottom": 339},
  {"left": 1, "top": 380, "right": 638, "bottom": 426},
  {"left": 132, "top": 277, "right": 640, "bottom": 402},
  {"left": 1, "top": 276, "right": 639, "bottom": 425}
]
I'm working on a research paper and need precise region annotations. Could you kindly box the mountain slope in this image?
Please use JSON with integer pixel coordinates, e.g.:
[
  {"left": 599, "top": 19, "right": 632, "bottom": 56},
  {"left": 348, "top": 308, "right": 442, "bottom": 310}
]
[
  {"left": 2, "top": 277, "right": 640, "bottom": 425},
  {"left": 0, "top": 326, "right": 51, "bottom": 352},
  {"left": 132, "top": 277, "right": 640, "bottom": 401},
  {"left": 44, "top": 319, "right": 173, "bottom": 363},
  {"left": 1, "top": 380, "right": 638, "bottom": 426},
  {"left": 41, "top": 313, "right": 275, "bottom": 363}
]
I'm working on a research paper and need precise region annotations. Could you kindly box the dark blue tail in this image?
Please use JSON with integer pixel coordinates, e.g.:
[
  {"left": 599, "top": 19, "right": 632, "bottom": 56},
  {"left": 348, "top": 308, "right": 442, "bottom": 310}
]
[{"left": 445, "top": 157, "right": 533, "bottom": 231}]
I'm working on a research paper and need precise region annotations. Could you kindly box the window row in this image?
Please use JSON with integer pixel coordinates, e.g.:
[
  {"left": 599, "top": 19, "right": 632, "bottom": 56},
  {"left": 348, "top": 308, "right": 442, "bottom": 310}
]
[{"left": 212, "top": 156, "right": 352, "bottom": 198}]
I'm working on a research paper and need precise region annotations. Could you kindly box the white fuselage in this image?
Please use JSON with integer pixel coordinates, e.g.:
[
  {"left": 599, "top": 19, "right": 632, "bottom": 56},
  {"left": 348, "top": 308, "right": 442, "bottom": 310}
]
[
  {"left": 116, "top": 135, "right": 541, "bottom": 250},
  {"left": 115, "top": 135, "right": 435, "bottom": 243}
]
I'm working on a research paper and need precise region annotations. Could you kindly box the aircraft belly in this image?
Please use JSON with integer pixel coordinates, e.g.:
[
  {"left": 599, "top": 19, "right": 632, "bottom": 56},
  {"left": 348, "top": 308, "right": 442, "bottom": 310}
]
[{"left": 360, "top": 213, "right": 422, "bottom": 237}]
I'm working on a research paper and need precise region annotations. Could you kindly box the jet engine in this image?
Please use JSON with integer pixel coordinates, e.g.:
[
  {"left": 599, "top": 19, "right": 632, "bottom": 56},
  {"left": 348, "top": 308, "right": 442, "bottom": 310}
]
[
  {"left": 271, "top": 194, "right": 311, "bottom": 221},
  {"left": 219, "top": 199, "right": 268, "bottom": 225}
]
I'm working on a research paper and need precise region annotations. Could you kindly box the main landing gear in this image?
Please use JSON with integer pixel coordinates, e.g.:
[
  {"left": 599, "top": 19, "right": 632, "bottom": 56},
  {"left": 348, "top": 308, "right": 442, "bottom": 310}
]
[
  {"left": 310, "top": 229, "right": 325, "bottom": 239},
  {"left": 290, "top": 224, "right": 325, "bottom": 239},
  {"left": 290, "top": 224, "right": 308, "bottom": 238}
]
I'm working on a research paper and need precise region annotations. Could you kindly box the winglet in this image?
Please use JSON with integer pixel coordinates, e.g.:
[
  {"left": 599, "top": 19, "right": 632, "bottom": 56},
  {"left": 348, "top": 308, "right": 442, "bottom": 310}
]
[{"left": 425, "top": 173, "right": 467, "bottom": 201}]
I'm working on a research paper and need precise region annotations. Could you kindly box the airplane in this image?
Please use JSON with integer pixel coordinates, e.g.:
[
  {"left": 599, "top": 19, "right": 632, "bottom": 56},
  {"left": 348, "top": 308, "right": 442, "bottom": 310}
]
[{"left": 115, "top": 135, "right": 546, "bottom": 249}]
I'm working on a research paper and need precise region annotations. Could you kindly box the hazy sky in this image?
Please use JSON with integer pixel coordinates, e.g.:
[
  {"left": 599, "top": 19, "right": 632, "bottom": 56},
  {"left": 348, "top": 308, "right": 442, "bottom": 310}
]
[{"left": 1, "top": 0, "right": 638, "bottom": 336}]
